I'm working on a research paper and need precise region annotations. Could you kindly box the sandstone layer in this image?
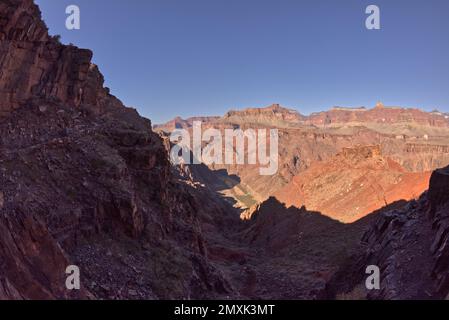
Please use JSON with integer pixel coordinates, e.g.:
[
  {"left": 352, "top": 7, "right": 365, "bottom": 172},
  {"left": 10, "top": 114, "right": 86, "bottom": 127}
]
[
  {"left": 157, "top": 104, "right": 449, "bottom": 217},
  {"left": 274, "top": 145, "right": 431, "bottom": 223}
]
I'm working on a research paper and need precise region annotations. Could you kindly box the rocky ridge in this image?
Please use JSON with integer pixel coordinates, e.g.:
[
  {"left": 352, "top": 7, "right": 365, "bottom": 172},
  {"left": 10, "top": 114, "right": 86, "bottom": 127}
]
[
  {"left": 0, "top": 0, "right": 121, "bottom": 117},
  {"left": 0, "top": 0, "right": 236, "bottom": 299}
]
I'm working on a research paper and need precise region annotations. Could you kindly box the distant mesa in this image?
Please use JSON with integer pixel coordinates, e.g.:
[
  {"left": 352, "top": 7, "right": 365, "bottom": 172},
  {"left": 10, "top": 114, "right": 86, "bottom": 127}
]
[
  {"left": 155, "top": 102, "right": 449, "bottom": 132},
  {"left": 224, "top": 103, "right": 302, "bottom": 118},
  {"left": 331, "top": 106, "right": 367, "bottom": 112}
]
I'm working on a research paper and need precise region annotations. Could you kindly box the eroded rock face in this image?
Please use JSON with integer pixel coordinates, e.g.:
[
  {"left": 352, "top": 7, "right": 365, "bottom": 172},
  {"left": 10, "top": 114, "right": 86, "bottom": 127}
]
[
  {"left": 273, "top": 145, "right": 431, "bottom": 223},
  {"left": 2, "top": 0, "right": 449, "bottom": 301},
  {"left": 0, "top": 0, "right": 235, "bottom": 299},
  {"left": 236, "top": 196, "right": 376, "bottom": 299},
  {"left": 306, "top": 104, "right": 449, "bottom": 128},
  {"left": 0, "top": 0, "right": 122, "bottom": 117},
  {"left": 0, "top": 0, "right": 48, "bottom": 42},
  {"left": 0, "top": 211, "right": 90, "bottom": 299},
  {"left": 328, "top": 165, "right": 449, "bottom": 299},
  {"left": 156, "top": 104, "right": 449, "bottom": 209},
  {"left": 428, "top": 166, "right": 449, "bottom": 211},
  {"left": 428, "top": 167, "right": 449, "bottom": 296}
]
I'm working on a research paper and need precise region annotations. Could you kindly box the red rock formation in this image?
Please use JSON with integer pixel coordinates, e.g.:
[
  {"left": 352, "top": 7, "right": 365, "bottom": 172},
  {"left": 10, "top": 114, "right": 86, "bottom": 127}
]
[
  {"left": 307, "top": 104, "right": 449, "bottom": 128},
  {"left": 0, "top": 0, "right": 123, "bottom": 116},
  {"left": 2, "top": 0, "right": 449, "bottom": 301},
  {"left": 158, "top": 103, "right": 449, "bottom": 131},
  {"left": 156, "top": 103, "right": 449, "bottom": 208},
  {"left": 222, "top": 104, "right": 306, "bottom": 126},
  {"left": 273, "top": 145, "right": 431, "bottom": 222},
  {"left": 325, "top": 165, "right": 449, "bottom": 299},
  {"left": 0, "top": 0, "right": 235, "bottom": 299}
]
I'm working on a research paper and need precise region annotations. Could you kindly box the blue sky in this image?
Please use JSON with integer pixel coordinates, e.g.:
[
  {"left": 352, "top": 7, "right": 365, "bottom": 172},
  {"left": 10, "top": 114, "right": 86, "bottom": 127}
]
[{"left": 35, "top": 0, "right": 449, "bottom": 123}]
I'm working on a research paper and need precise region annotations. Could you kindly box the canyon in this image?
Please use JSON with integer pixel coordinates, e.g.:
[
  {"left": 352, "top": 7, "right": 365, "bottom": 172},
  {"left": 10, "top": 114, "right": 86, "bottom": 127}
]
[
  {"left": 1, "top": 0, "right": 449, "bottom": 300},
  {"left": 157, "top": 103, "right": 449, "bottom": 212}
]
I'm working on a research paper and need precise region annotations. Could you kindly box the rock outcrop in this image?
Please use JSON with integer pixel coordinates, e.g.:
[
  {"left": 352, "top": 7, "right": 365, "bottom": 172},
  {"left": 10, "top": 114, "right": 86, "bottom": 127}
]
[
  {"left": 307, "top": 104, "right": 449, "bottom": 128},
  {"left": 222, "top": 104, "right": 306, "bottom": 127},
  {"left": 327, "top": 165, "right": 449, "bottom": 299},
  {"left": 236, "top": 197, "right": 375, "bottom": 299},
  {"left": 273, "top": 145, "right": 431, "bottom": 222},
  {"left": 427, "top": 167, "right": 449, "bottom": 296},
  {"left": 0, "top": 0, "right": 122, "bottom": 117},
  {"left": 0, "top": 0, "right": 235, "bottom": 299}
]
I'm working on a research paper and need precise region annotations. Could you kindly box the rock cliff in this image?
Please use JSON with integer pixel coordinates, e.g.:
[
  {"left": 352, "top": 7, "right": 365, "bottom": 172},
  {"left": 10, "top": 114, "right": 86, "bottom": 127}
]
[
  {"left": 0, "top": 0, "right": 234, "bottom": 299},
  {"left": 326, "top": 165, "right": 449, "bottom": 299},
  {"left": 0, "top": 0, "right": 121, "bottom": 117}
]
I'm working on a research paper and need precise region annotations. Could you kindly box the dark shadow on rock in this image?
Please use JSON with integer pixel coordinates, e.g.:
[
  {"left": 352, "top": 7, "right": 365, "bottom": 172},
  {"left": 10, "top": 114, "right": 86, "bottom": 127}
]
[
  {"left": 189, "top": 165, "right": 241, "bottom": 192},
  {"left": 236, "top": 196, "right": 416, "bottom": 299},
  {"left": 319, "top": 199, "right": 412, "bottom": 299}
]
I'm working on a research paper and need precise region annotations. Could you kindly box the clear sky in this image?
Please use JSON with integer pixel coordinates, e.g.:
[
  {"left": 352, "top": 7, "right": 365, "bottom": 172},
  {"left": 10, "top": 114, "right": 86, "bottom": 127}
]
[{"left": 35, "top": 0, "right": 449, "bottom": 123}]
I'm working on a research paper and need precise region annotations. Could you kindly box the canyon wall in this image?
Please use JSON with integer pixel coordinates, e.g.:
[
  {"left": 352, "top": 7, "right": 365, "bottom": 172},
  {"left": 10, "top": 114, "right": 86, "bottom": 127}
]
[
  {"left": 326, "top": 166, "right": 449, "bottom": 299},
  {"left": 0, "top": 0, "right": 235, "bottom": 299},
  {"left": 0, "top": 0, "right": 122, "bottom": 117}
]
